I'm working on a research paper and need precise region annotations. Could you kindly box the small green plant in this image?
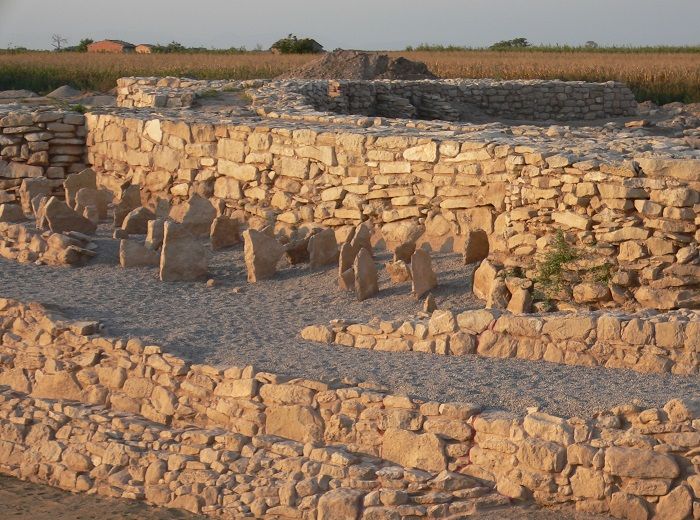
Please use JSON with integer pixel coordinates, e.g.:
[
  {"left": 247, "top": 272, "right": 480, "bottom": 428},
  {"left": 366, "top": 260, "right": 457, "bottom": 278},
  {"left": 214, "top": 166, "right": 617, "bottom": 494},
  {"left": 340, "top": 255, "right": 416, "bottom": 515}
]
[
  {"left": 270, "top": 34, "right": 323, "bottom": 54},
  {"left": 69, "top": 103, "right": 87, "bottom": 114},
  {"left": 588, "top": 263, "right": 614, "bottom": 284},
  {"left": 535, "top": 230, "right": 578, "bottom": 294}
]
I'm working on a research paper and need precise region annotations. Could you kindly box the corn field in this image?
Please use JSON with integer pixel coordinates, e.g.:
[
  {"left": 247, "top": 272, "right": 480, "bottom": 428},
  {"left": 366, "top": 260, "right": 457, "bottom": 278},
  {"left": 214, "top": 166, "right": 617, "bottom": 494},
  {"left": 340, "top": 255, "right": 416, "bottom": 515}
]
[{"left": 0, "top": 50, "right": 698, "bottom": 105}]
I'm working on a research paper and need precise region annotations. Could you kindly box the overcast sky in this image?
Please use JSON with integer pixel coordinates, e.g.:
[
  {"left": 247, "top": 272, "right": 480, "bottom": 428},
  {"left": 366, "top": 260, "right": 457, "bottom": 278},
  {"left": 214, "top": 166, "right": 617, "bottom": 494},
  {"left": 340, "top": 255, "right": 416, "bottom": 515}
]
[{"left": 1, "top": 0, "right": 698, "bottom": 50}]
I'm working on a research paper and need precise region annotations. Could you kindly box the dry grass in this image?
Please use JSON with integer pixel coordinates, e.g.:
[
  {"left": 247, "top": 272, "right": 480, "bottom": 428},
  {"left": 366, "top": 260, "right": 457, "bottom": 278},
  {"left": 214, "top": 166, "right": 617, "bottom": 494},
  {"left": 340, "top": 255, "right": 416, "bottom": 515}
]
[{"left": 1, "top": 50, "right": 699, "bottom": 104}]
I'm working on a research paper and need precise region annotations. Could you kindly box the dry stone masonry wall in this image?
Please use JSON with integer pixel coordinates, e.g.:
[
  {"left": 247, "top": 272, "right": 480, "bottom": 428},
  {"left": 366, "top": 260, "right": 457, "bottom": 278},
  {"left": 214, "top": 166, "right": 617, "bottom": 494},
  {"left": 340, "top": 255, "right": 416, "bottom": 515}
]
[
  {"left": 0, "top": 298, "right": 699, "bottom": 519},
  {"left": 302, "top": 308, "right": 700, "bottom": 375}
]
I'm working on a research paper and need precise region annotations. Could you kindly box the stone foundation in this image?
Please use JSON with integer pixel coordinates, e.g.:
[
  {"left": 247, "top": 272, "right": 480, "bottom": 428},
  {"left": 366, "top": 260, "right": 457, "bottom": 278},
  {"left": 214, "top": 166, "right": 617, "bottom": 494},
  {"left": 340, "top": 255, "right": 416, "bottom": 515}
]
[
  {"left": 0, "top": 298, "right": 699, "bottom": 519},
  {"left": 302, "top": 308, "right": 700, "bottom": 375}
]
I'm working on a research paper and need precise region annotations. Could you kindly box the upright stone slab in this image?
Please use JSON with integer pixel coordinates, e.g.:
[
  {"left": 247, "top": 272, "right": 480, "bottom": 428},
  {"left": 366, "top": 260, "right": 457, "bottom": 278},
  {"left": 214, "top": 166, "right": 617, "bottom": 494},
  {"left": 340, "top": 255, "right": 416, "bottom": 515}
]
[
  {"left": 122, "top": 207, "right": 156, "bottom": 234},
  {"left": 43, "top": 196, "right": 97, "bottom": 235},
  {"left": 473, "top": 259, "right": 499, "bottom": 300},
  {"left": 19, "top": 177, "right": 51, "bottom": 214},
  {"left": 169, "top": 194, "right": 216, "bottom": 236},
  {"left": 120, "top": 240, "right": 160, "bottom": 268},
  {"left": 159, "top": 221, "right": 208, "bottom": 281},
  {"left": 75, "top": 188, "right": 109, "bottom": 220},
  {"left": 394, "top": 240, "right": 416, "bottom": 263},
  {"left": 243, "top": 229, "right": 285, "bottom": 283},
  {"left": 463, "top": 229, "right": 490, "bottom": 264},
  {"left": 308, "top": 228, "right": 339, "bottom": 268},
  {"left": 338, "top": 242, "right": 358, "bottom": 290},
  {"left": 353, "top": 248, "right": 378, "bottom": 301},
  {"left": 210, "top": 216, "right": 240, "bottom": 251},
  {"left": 64, "top": 168, "right": 97, "bottom": 209},
  {"left": 113, "top": 184, "right": 141, "bottom": 228},
  {"left": 146, "top": 218, "right": 165, "bottom": 250},
  {"left": 411, "top": 249, "right": 437, "bottom": 299},
  {"left": 350, "top": 222, "right": 372, "bottom": 257}
]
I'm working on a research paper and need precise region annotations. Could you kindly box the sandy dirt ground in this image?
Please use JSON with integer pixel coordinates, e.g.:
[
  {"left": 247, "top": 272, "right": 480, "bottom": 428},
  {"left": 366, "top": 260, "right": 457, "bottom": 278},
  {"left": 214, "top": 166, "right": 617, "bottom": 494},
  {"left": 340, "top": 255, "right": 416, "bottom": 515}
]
[{"left": 0, "top": 225, "right": 697, "bottom": 418}]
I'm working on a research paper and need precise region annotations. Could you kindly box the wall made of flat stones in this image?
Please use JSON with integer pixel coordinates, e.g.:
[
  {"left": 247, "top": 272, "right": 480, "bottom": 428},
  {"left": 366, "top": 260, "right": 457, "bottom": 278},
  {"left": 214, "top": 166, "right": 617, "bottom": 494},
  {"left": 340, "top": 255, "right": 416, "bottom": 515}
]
[
  {"left": 0, "top": 298, "right": 698, "bottom": 519},
  {"left": 302, "top": 308, "right": 700, "bottom": 375},
  {"left": 0, "top": 107, "right": 87, "bottom": 206},
  {"left": 85, "top": 111, "right": 700, "bottom": 310}
]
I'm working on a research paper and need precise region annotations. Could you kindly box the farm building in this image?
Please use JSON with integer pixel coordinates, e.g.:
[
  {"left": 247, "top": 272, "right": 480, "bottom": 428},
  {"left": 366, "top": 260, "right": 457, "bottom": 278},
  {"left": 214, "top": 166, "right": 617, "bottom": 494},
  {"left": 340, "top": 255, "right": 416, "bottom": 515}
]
[
  {"left": 135, "top": 44, "right": 154, "bottom": 54},
  {"left": 87, "top": 40, "right": 136, "bottom": 53}
]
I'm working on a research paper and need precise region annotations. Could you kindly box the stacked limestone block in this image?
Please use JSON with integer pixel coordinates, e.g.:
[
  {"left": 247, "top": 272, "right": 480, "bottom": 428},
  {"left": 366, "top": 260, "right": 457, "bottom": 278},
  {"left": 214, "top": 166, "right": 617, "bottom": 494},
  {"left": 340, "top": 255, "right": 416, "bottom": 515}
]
[
  {"left": 85, "top": 110, "right": 699, "bottom": 309},
  {"left": 0, "top": 107, "right": 87, "bottom": 204},
  {"left": 0, "top": 298, "right": 698, "bottom": 519},
  {"left": 302, "top": 308, "right": 699, "bottom": 375}
]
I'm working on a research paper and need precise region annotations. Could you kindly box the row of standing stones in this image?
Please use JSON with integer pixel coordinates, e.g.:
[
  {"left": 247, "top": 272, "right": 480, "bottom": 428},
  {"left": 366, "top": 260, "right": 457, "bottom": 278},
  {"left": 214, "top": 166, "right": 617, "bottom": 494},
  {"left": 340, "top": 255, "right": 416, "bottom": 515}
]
[{"left": 0, "top": 298, "right": 699, "bottom": 519}]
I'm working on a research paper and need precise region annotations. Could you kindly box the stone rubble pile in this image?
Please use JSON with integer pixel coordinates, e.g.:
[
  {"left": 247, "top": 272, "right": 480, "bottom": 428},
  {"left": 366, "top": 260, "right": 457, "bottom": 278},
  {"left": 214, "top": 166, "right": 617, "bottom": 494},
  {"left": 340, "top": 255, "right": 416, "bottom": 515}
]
[{"left": 0, "top": 298, "right": 698, "bottom": 519}]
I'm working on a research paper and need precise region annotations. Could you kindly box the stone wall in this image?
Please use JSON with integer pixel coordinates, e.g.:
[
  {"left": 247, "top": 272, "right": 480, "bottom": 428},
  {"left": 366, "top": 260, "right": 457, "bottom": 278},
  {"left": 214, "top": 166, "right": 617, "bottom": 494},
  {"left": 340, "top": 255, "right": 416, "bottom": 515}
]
[
  {"left": 284, "top": 79, "right": 638, "bottom": 121},
  {"left": 0, "top": 298, "right": 699, "bottom": 519},
  {"left": 302, "top": 308, "right": 700, "bottom": 375},
  {"left": 0, "top": 107, "right": 87, "bottom": 206},
  {"left": 85, "top": 110, "right": 700, "bottom": 310}
]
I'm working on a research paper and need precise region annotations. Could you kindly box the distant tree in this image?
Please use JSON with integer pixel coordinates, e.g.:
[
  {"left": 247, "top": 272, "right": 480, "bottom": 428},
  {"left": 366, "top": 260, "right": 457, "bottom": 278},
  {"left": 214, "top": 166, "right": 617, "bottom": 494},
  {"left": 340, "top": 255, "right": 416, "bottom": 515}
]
[
  {"left": 270, "top": 34, "right": 323, "bottom": 54},
  {"left": 152, "top": 41, "right": 186, "bottom": 53},
  {"left": 51, "top": 33, "right": 68, "bottom": 51},
  {"left": 585, "top": 40, "right": 599, "bottom": 49},
  {"left": 489, "top": 37, "right": 530, "bottom": 50},
  {"left": 76, "top": 38, "right": 94, "bottom": 52}
]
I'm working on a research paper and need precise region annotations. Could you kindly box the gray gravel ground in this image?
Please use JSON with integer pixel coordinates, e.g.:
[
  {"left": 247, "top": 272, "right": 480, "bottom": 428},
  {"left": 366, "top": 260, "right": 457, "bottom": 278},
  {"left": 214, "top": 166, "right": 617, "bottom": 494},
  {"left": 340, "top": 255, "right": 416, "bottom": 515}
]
[{"left": 1, "top": 226, "right": 698, "bottom": 418}]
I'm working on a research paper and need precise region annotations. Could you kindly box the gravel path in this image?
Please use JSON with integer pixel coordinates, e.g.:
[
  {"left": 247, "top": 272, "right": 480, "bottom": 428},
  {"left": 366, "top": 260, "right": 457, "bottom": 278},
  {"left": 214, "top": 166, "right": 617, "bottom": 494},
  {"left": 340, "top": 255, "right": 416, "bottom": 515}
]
[{"left": 1, "top": 226, "right": 697, "bottom": 418}]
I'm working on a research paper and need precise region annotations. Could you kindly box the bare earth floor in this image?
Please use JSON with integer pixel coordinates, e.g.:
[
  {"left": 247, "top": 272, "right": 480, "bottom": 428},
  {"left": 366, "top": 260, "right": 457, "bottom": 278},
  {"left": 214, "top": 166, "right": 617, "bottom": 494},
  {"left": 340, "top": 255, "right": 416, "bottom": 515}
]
[{"left": 0, "top": 226, "right": 698, "bottom": 418}]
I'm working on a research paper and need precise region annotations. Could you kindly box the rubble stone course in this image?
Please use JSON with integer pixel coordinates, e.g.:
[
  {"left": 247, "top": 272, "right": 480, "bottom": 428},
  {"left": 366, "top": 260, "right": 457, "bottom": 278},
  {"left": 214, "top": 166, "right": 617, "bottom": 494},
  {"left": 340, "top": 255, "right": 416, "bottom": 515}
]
[{"left": 0, "top": 298, "right": 698, "bottom": 519}]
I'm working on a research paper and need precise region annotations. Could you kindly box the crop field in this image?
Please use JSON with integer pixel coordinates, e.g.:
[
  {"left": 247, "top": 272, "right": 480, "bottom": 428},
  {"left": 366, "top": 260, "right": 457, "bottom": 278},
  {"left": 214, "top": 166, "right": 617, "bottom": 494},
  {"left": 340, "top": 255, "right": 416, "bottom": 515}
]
[{"left": 1, "top": 49, "right": 699, "bottom": 104}]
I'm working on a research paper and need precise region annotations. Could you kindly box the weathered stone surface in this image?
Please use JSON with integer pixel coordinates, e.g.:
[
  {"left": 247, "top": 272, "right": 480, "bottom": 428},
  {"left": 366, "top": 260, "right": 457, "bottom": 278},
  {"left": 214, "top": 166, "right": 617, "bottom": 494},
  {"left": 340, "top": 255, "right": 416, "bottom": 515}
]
[
  {"left": 381, "top": 428, "right": 446, "bottom": 472},
  {"left": 75, "top": 187, "right": 108, "bottom": 220},
  {"left": 243, "top": 229, "right": 285, "bottom": 282},
  {"left": 120, "top": 239, "right": 160, "bottom": 268},
  {"left": 0, "top": 203, "right": 25, "bottom": 223},
  {"left": 301, "top": 324, "right": 334, "bottom": 343},
  {"left": 318, "top": 489, "right": 365, "bottom": 520},
  {"left": 122, "top": 206, "right": 156, "bottom": 234},
  {"left": 265, "top": 405, "right": 323, "bottom": 443},
  {"left": 354, "top": 248, "right": 378, "bottom": 301},
  {"left": 64, "top": 168, "right": 96, "bottom": 208},
  {"left": 386, "top": 260, "right": 411, "bottom": 283},
  {"left": 609, "top": 492, "right": 649, "bottom": 520},
  {"left": 113, "top": 184, "right": 141, "bottom": 228},
  {"left": 308, "top": 228, "right": 338, "bottom": 268},
  {"left": 463, "top": 229, "right": 489, "bottom": 264},
  {"left": 210, "top": 216, "right": 240, "bottom": 251},
  {"left": 393, "top": 240, "right": 416, "bottom": 263},
  {"left": 19, "top": 177, "right": 51, "bottom": 214},
  {"left": 159, "top": 221, "right": 208, "bottom": 281},
  {"left": 169, "top": 194, "right": 216, "bottom": 236},
  {"left": 43, "top": 196, "right": 97, "bottom": 234},
  {"left": 32, "top": 372, "right": 82, "bottom": 401},
  {"left": 473, "top": 259, "right": 498, "bottom": 300},
  {"left": 604, "top": 447, "right": 680, "bottom": 479},
  {"left": 411, "top": 249, "right": 437, "bottom": 299},
  {"left": 654, "top": 484, "right": 693, "bottom": 520},
  {"left": 145, "top": 218, "right": 165, "bottom": 250}
]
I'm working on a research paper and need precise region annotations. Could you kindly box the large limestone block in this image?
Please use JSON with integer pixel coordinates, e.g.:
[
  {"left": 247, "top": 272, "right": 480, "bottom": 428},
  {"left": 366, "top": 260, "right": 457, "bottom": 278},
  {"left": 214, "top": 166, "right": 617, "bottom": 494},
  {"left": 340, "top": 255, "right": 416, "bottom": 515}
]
[
  {"left": 243, "top": 229, "right": 285, "bottom": 282},
  {"left": 411, "top": 248, "right": 437, "bottom": 299},
  {"left": 353, "top": 248, "right": 378, "bottom": 301},
  {"left": 381, "top": 428, "right": 447, "bottom": 472},
  {"left": 654, "top": 484, "right": 693, "bottom": 520},
  {"left": 570, "top": 467, "right": 605, "bottom": 499},
  {"left": 473, "top": 259, "right": 498, "bottom": 300},
  {"left": 517, "top": 438, "right": 566, "bottom": 472},
  {"left": 64, "top": 168, "right": 97, "bottom": 208},
  {"left": 43, "top": 196, "right": 97, "bottom": 234},
  {"left": 210, "top": 216, "right": 240, "bottom": 251},
  {"left": 169, "top": 194, "right": 216, "bottom": 236},
  {"left": 122, "top": 206, "right": 156, "bottom": 234},
  {"left": 609, "top": 492, "right": 649, "bottom": 520},
  {"left": 308, "top": 228, "right": 338, "bottom": 268},
  {"left": 75, "top": 187, "right": 109, "bottom": 220},
  {"left": 19, "top": 177, "right": 51, "bottom": 214},
  {"left": 604, "top": 447, "right": 680, "bottom": 479},
  {"left": 265, "top": 405, "right": 323, "bottom": 443},
  {"left": 159, "top": 221, "right": 208, "bottom": 282},
  {"left": 120, "top": 239, "right": 160, "bottom": 268},
  {"left": 463, "top": 229, "right": 489, "bottom": 264},
  {"left": 318, "top": 489, "right": 365, "bottom": 520},
  {"left": 32, "top": 372, "right": 82, "bottom": 401},
  {"left": 0, "top": 203, "right": 26, "bottom": 223},
  {"left": 523, "top": 412, "right": 574, "bottom": 445}
]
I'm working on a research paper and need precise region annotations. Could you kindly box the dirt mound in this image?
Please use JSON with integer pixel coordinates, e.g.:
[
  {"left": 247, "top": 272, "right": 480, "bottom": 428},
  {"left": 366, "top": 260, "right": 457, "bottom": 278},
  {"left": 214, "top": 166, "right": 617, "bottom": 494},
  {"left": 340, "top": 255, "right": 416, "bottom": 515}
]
[{"left": 278, "top": 50, "right": 437, "bottom": 80}]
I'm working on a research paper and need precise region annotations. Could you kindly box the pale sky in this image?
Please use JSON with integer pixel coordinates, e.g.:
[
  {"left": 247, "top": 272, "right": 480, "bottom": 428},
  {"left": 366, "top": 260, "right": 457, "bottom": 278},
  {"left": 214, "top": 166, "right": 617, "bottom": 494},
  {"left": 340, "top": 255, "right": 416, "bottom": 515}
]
[{"left": 1, "top": 0, "right": 698, "bottom": 50}]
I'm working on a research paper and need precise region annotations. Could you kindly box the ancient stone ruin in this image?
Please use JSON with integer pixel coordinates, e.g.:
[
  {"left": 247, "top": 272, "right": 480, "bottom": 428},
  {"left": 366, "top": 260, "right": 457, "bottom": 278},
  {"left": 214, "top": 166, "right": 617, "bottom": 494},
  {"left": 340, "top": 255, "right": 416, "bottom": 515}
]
[{"left": 0, "top": 72, "right": 698, "bottom": 520}]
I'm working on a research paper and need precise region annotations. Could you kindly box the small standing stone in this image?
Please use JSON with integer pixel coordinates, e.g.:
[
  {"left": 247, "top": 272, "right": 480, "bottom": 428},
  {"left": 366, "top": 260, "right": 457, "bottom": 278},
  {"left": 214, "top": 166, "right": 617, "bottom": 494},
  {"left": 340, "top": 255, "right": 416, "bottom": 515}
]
[
  {"left": 353, "top": 248, "right": 378, "bottom": 301},
  {"left": 122, "top": 207, "right": 156, "bottom": 234},
  {"left": 169, "top": 194, "right": 216, "bottom": 236},
  {"left": 411, "top": 249, "right": 437, "bottom": 299},
  {"left": 43, "top": 196, "right": 97, "bottom": 235},
  {"left": 0, "top": 203, "right": 26, "bottom": 223},
  {"left": 308, "top": 228, "right": 339, "bottom": 268},
  {"left": 463, "top": 229, "right": 489, "bottom": 264},
  {"left": 386, "top": 260, "right": 412, "bottom": 283},
  {"left": 119, "top": 239, "right": 160, "bottom": 268},
  {"left": 64, "top": 167, "right": 96, "bottom": 209},
  {"left": 394, "top": 241, "right": 416, "bottom": 263},
  {"left": 243, "top": 229, "right": 285, "bottom": 283},
  {"left": 159, "top": 221, "right": 208, "bottom": 282},
  {"left": 210, "top": 216, "right": 240, "bottom": 251},
  {"left": 423, "top": 294, "right": 437, "bottom": 313}
]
